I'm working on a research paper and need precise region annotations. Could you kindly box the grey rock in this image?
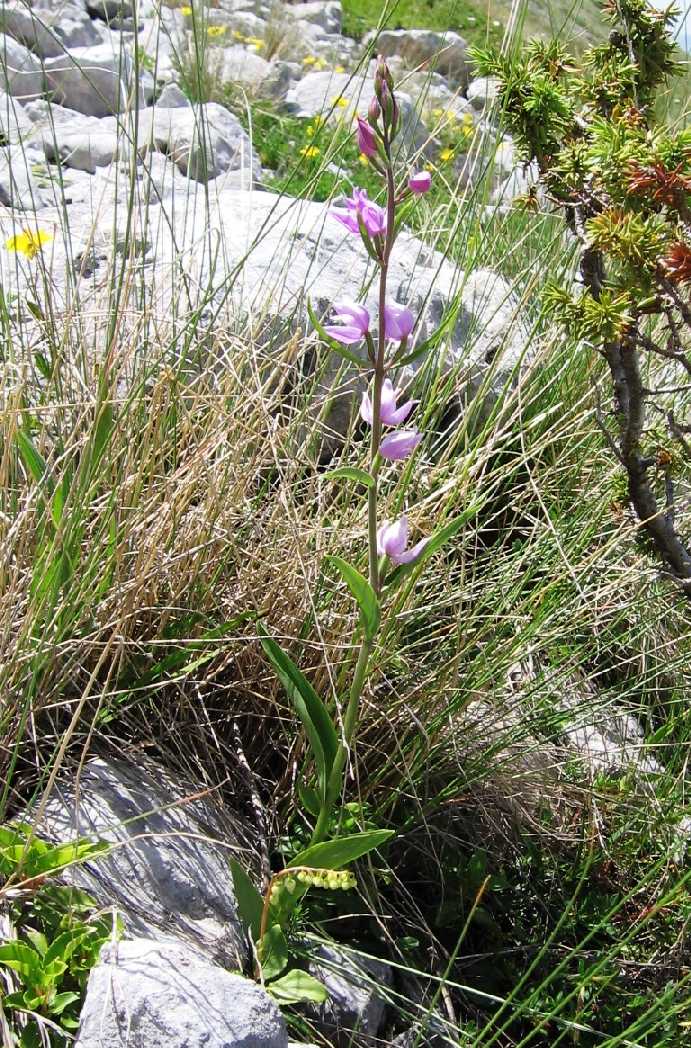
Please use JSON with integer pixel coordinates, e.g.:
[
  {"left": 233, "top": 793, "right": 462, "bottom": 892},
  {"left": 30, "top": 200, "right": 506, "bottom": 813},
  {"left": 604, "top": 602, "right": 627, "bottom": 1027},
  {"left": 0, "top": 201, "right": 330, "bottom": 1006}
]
[
  {"left": 398, "top": 69, "right": 472, "bottom": 118},
  {"left": 0, "top": 145, "right": 46, "bottom": 208},
  {"left": 0, "top": 88, "right": 33, "bottom": 144},
  {"left": 44, "top": 43, "right": 145, "bottom": 117},
  {"left": 371, "top": 28, "right": 469, "bottom": 86},
  {"left": 38, "top": 756, "right": 249, "bottom": 965},
  {"left": 0, "top": 2, "right": 102, "bottom": 59},
  {"left": 291, "top": 1, "right": 342, "bottom": 34},
  {"left": 284, "top": 71, "right": 429, "bottom": 157},
  {"left": 467, "top": 76, "right": 501, "bottom": 113},
  {"left": 219, "top": 11, "right": 268, "bottom": 39},
  {"left": 220, "top": 45, "right": 271, "bottom": 87},
  {"left": 0, "top": 32, "right": 44, "bottom": 99},
  {"left": 87, "top": 0, "right": 134, "bottom": 21},
  {"left": 136, "top": 102, "right": 261, "bottom": 182},
  {"left": 75, "top": 939, "right": 289, "bottom": 1048},
  {"left": 307, "top": 943, "right": 391, "bottom": 1046},
  {"left": 43, "top": 126, "right": 123, "bottom": 173},
  {"left": 156, "top": 82, "right": 190, "bottom": 108}
]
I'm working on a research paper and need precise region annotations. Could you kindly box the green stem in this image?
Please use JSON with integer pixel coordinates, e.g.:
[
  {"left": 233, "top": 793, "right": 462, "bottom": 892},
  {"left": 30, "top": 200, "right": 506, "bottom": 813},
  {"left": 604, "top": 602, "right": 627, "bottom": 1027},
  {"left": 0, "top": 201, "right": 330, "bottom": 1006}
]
[{"left": 310, "top": 138, "right": 397, "bottom": 846}]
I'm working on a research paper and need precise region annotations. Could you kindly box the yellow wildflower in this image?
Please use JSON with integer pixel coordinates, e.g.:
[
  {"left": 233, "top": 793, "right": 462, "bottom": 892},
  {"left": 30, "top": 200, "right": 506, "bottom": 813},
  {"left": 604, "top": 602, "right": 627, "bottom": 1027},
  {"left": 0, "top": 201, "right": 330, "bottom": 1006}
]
[
  {"left": 180, "top": 5, "right": 192, "bottom": 15},
  {"left": 5, "top": 228, "right": 53, "bottom": 259},
  {"left": 300, "top": 145, "right": 320, "bottom": 158},
  {"left": 207, "top": 25, "right": 226, "bottom": 38},
  {"left": 314, "top": 57, "right": 327, "bottom": 70},
  {"left": 331, "top": 95, "right": 348, "bottom": 109},
  {"left": 303, "top": 55, "right": 316, "bottom": 66},
  {"left": 245, "top": 36, "right": 265, "bottom": 48},
  {"left": 462, "top": 113, "right": 474, "bottom": 128},
  {"left": 334, "top": 65, "right": 345, "bottom": 73},
  {"left": 232, "top": 29, "right": 246, "bottom": 41},
  {"left": 439, "top": 148, "right": 455, "bottom": 163},
  {"left": 358, "top": 153, "right": 369, "bottom": 166}
]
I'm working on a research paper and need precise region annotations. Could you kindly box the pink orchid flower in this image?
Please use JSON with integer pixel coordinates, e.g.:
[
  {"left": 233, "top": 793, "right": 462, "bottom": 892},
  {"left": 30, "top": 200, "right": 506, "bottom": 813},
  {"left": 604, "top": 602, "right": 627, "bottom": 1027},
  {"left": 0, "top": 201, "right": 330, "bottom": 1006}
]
[
  {"left": 331, "top": 188, "right": 387, "bottom": 237},
  {"left": 409, "top": 171, "right": 432, "bottom": 194},
  {"left": 360, "top": 378, "right": 416, "bottom": 426},
  {"left": 383, "top": 303, "right": 414, "bottom": 341},
  {"left": 324, "top": 301, "right": 370, "bottom": 344},
  {"left": 380, "top": 428, "right": 422, "bottom": 460},
  {"left": 377, "top": 516, "right": 429, "bottom": 565}
]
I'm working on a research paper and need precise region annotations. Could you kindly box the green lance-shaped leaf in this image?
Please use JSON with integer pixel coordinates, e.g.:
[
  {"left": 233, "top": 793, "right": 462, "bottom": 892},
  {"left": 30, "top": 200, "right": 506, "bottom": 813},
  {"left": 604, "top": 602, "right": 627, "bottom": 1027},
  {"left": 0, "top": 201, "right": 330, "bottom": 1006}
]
[
  {"left": 307, "top": 299, "right": 368, "bottom": 369},
  {"left": 327, "top": 556, "right": 380, "bottom": 641},
  {"left": 257, "top": 624, "right": 338, "bottom": 804},
  {"left": 258, "top": 924, "right": 289, "bottom": 981},
  {"left": 289, "top": 829, "right": 395, "bottom": 870},
  {"left": 268, "top": 970, "right": 330, "bottom": 1004},
  {"left": 322, "top": 466, "right": 375, "bottom": 488},
  {"left": 229, "top": 859, "right": 264, "bottom": 942}
]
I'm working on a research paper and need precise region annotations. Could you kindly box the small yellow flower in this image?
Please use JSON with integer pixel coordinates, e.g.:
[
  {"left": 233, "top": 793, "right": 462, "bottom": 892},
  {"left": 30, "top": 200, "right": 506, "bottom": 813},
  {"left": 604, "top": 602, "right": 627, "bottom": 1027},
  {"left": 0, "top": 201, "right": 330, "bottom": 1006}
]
[
  {"left": 300, "top": 145, "right": 320, "bottom": 158},
  {"left": 232, "top": 29, "right": 245, "bottom": 41},
  {"left": 334, "top": 65, "right": 345, "bottom": 73},
  {"left": 245, "top": 35, "right": 265, "bottom": 48},
  {"left": 180, "top": 5, "right": 192, "bottom": 15},
  {"left": 314, "top": 57, "right": 327, "bottom": 70},
  {"left": 439, "top": 148, "right": 455, "bottom": 163},
  {"left": 431, "top": 107, "right": 443, "bottom": 118},
  {"left": 207, "top": 25, "right": 226, "bottom": 38},
  {"left": 303, "top": 55, "right": 316, "bottom": 66},
  {"left": 331, "top": 95, "right": 348, "bottom": 109},
  {"left": 5, "top": 228, "right": 52, "bottom": 259},
  {"left": 358, "top": 153, "right": 369, "bottom": 166},
  {"left": 462, "top": 113, "right": 474, "bottom": 128}
]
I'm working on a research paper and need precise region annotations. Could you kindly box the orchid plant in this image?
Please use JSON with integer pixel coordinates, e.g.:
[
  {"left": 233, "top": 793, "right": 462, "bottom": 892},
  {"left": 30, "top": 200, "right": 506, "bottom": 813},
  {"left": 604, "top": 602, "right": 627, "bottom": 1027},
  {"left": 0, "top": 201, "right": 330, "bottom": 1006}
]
[{"left": 243, "top": 58, "right": 466, "bottom": 994}]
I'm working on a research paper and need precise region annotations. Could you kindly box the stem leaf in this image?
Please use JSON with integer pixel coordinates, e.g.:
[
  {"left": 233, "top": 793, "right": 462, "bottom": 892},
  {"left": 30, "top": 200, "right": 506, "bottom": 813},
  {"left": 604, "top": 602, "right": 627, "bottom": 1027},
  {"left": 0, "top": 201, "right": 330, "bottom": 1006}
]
[
  {"left": 322, "top": 466, "right": 375, "bottom": 488},
  {"left": 257, "top": 624, "right": 338, "bottom": 803},
  {"left": 268, "top": 970, "right": 329, "bottom": 1004},
  {"left": 229, "top": 859, "right": 263, "bottom": 942},
  {"left": 327, "top": 556, "right": 380, "bottom": 641},
  {"left": 288, "top": 829, "right": 395, "bottom": 869}
]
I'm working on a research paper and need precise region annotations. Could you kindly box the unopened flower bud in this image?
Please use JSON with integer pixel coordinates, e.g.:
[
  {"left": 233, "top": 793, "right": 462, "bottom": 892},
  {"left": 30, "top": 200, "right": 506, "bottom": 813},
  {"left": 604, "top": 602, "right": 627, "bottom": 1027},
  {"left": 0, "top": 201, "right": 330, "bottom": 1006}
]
[
  {"left": 297, "top": 870, "right": 310, "bottom": 883},
  {"left": 270, "top": 884, "right": 281, "bottom": 901},
  {"left": 283, "top": 877, "right": 297, "bottom": 894},
  {"left": 368, "top": 96, "right": 381, "bottom": 125}
]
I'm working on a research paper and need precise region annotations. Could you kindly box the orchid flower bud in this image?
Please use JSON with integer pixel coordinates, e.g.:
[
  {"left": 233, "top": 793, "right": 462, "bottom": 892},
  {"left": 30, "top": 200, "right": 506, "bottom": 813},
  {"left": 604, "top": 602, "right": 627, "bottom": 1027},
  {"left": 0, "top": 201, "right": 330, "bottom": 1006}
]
[
  {"left": 356, "top": 117, "right": 377, "bottom": 158},
  {"left": 368, "top": 96, "right": 381, "bottom": 125}
]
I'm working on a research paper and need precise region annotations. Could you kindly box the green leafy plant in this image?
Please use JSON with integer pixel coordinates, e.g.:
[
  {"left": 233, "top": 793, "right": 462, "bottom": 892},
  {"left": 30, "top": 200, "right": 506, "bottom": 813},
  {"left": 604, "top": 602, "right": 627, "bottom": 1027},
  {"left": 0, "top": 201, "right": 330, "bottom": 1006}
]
[
  {"left": 0, "top": 825, "right": 115, "bottom": 1046},
  {"left": 471, "top": 0, "right": 691, "bottom": 595}
]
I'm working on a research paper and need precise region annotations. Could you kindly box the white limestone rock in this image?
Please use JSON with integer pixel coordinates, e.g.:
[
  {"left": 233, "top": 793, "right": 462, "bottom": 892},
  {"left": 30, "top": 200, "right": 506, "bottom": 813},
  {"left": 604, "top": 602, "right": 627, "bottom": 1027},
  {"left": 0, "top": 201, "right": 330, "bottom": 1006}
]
[
  {"left": 0, "top": 32, "right": 44, "bottom": 99},
  {"left": 291, "top": 1, "right": 342, "bottom": 34},
  {"left": 75, "top": 939, "right": 289, "bottom": 1048},
  {"left": 0, "top": 88, "right": 34, "bottom": 144},
  {"left": 38, "top": 757, "right": 250, "bottom": 965},
  {"left": 370, "top": 28, "right": 469, "bottom": 86},
  {"left": 0, "top": 2, "right": 102, "bottom": 59},
  {"left": 44, "top": 43, "right": 145, "bottom": 117}
]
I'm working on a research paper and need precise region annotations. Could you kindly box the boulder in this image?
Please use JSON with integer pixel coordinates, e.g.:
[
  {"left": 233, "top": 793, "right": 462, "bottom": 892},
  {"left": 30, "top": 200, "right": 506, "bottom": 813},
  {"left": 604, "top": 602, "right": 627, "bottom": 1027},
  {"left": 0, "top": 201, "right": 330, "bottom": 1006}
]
[
  {"left": 307, "top": 943, "right": 392, "bottom": 1046},
  {"left": 0, "top": 145, "right": 46, "bottom": 208},
  {"left": 371, "top": 29, "right": 469, "bottom": 87},
  {"left": 44, "top": 43, "right": 145, "bottom": 117},
  {"left": 0, "top": 2, "right": 102, "bottom": 59},
  {"left": 220, "top": 45, "right": 272, "bottom": 88},
  {"left": 136, "top": 102, "right": 261, "bottom": 182},
  {"left": 156, "top": 82, "right": 190, "bottom": 109},
  {"left": 0, "top": 88, "right": 34, "bottom": 144},
  {"left": 0, "top": 33, "right": 43, "bottom": 99},
  {"left": 284, "top": 71, "right": 429, "bottom": 157},
  {"left": 290, "top": 1, "right": 342, "bottom": 34},
  {"left": 43, "top": 125, "right": 123, "bottom": 173},
  {"left": 75, "top": 939, "right": 289, "bottom": 1048},
  {"left": 467, "top": 75, "right": 501, "bottom": 114},
  {"left": 38, "top": 756, "right": 250, "bottom": 966}
]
